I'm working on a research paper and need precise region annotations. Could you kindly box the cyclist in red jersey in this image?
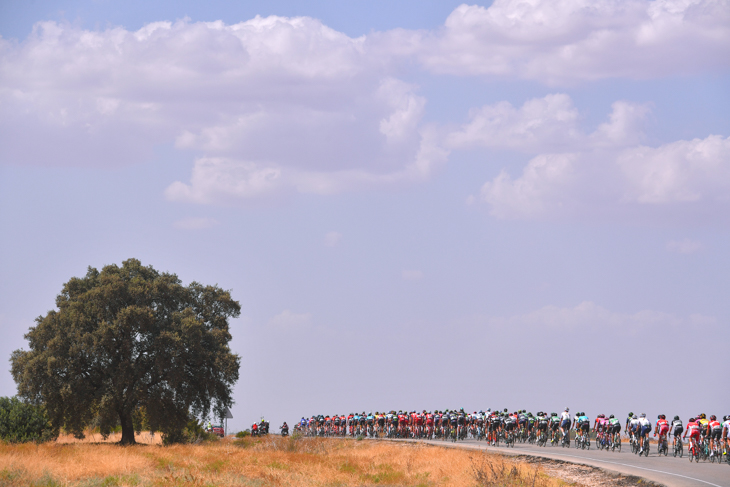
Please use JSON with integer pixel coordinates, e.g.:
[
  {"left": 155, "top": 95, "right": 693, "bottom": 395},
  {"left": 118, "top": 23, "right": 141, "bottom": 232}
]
[
  {"left": 425, "top": 411, "right": 434, "bottom": 438},
  {"left": 654, "top": 414, "right": 670, "bottom": 452},
  {"left": 683, "top": 417, "right": 701, "bottom": 456},
  {"left": 708, "top": 415, "right": 721, "bottom": 457}
]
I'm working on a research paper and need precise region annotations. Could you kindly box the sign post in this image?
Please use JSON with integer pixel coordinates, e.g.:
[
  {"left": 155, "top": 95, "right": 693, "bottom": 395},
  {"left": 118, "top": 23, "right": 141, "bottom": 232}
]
[{"left": 223, "top": 407, "right": 233, "bottom": 437}]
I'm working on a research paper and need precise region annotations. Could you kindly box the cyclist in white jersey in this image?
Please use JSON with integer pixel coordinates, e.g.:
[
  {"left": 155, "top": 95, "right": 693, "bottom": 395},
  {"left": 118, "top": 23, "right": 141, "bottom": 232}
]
[
  {"left": 629, "top": 414, "right": 640, "bottom": 442},
  {"left": 560, "top": 408, "right": 571, "bottom": 443}
]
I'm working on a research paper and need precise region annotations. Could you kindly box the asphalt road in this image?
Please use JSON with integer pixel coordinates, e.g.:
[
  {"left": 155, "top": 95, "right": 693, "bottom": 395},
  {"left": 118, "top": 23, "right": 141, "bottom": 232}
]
[{"left": 400, "top": 438, "right": 729, "bottom": 487}]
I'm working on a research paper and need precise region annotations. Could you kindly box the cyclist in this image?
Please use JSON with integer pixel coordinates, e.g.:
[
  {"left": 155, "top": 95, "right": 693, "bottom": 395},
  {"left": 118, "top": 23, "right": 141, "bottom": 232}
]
[
  {"left": 503, "top": 412, "right": 517, "bottom": 443},
  {"left": 684, "top": 417, "right": 701, "bottom": 457},
  {"left": 593, "top": 414, "right": 607, "bottom": 447},
  {"left": 450, "top": 410, "right": 459, "bottom": 439},
  {"left": 654, "top": 414, "right": 669, "bottom": 453},
  {"left": 526, "top": 413, "right": 536, "bottom": 441},
  {"left": 698, "top": 413, "right": 709, "bottom": 446},
  {"left": 628, "top": 413, "right": 640, "bottom": 445},
  {"left": 549, "top": 412, "right": 561, "bottom": 444},
  {"left": 708, "top": 415, "right": 721, "bottom": 458},
  {"left": 607, "top": 414, "right": 621, "bottom": 447},
  {"left": 560, "top": 408, "right": 571, "bottom": 445},
  {"left": 637, "top": 413, "right": 651, "bottom": 454},
  {"left": 577, "top": 412, "right": 590, "bottom": 443},
  {"left": 536, "top": 412, "right": 549, "bottom": 444}
]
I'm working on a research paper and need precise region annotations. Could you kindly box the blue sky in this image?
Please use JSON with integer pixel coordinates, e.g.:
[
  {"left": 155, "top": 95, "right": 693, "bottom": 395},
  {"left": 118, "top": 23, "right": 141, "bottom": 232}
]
[{"left": 1, "top": 0, "right": 729, "bottom": 431}]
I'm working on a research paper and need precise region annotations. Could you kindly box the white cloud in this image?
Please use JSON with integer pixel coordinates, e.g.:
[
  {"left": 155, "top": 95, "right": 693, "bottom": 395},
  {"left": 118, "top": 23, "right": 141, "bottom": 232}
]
[
  {"left": 447, "top": 96, "right": 648, "bottom": 153},
  {"left": 1, "top": 5, "right": 727, "bottom": 209},
  {"left": 172, "top": 217, "right": 220, "bottom": 230},
  {"left": 666, "top": 238, "right": 703, "bottom": 254},
  {"left": 324, "top": 231, "right": 342, "bottom": 247},
  {"left": 0, "top": 17, "right": 432, "bottom": 194},
  {"left": 267, "top": 310, "right": 312, "bottom": 330},
  {"left": 618, "top": 135, "right": 730, "bottom": 204},
  {"left": 474, "top": 95, "right": 730, "bottom": 220},
  {"left": 408, "top": 0, "right": 730, "bottom": 82},
  {"left": 481, "top": 153, "right": 579, "bottom": 219},
  {"left": 402, "top": 269, "right": 424, "bottom": 280},
  {"left": 484, "top": 301, "right": 716, "bottom": 335}
]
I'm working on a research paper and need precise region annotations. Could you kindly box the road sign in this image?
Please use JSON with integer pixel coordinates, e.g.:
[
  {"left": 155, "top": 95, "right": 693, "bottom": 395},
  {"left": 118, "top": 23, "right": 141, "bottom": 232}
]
[{"left": 223, "top": 407, "right": 233, "bottom": 419}]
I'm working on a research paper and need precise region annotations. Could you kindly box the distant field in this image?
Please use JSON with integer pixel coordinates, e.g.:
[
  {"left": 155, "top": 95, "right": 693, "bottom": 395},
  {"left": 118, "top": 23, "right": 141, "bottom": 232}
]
[{"left": 0, "top": 435, "right": 563, "bottom": 486}]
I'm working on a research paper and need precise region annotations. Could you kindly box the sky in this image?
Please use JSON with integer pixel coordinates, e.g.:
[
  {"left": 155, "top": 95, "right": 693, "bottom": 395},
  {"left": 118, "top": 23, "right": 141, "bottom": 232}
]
[{"left": 1, "top": 0, "right": 729, "bottom": 433}]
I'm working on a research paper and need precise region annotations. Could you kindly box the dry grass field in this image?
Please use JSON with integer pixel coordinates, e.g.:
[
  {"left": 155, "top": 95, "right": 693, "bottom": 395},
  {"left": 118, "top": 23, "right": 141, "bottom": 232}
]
[{"left": 0, "top": 435, "right": 566, "bottom": 487}]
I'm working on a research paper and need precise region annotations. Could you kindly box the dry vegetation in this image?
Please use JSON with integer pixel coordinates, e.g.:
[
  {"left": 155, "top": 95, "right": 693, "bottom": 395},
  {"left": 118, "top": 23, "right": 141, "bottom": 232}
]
[{"left": 0, "top": 435, "right": 566, "bottom": 487}]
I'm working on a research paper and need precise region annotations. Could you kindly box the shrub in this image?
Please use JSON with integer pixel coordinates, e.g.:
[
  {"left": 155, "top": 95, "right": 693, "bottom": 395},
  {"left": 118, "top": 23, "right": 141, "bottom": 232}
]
[
  {"left": 0, "top": 396, "right": 58, "bottom": 443},
  {"left": 161, "top": 417, "right": 219, "bottom": 445},
  {"left": 235, "top": 430, "right": 250, "bottom": 438}
]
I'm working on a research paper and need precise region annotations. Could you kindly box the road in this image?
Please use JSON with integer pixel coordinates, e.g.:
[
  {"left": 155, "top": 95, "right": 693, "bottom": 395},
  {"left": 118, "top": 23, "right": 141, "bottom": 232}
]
[{"left": 395, "top": 437, "right": 729, "bottom": 487}]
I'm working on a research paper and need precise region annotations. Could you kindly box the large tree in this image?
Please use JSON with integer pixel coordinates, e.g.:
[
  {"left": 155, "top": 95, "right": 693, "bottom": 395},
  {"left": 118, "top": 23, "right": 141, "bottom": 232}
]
[{"left": 11, "top": 258, "right": 241, "bottom": 445}]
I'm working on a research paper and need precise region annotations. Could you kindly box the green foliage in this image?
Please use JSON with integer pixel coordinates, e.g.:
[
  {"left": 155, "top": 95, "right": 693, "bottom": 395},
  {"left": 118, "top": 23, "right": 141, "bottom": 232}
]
[
  {"left": 11, "top": 258, "right": 241, "bottom": 445},
  {"left": 0, "top": 396, "right": 58, "bottom": 443},
  {"left": 235, "top": 430, "right": 250, "bottom": 438},
  {"left": 161, "top": 417, "right": 219, "bottom": 445}
]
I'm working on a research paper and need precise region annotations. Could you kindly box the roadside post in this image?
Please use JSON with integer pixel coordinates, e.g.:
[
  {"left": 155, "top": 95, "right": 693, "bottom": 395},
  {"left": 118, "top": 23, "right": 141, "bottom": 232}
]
[{"left": 223, "top": 407, "right": 233, "bottom": 437}]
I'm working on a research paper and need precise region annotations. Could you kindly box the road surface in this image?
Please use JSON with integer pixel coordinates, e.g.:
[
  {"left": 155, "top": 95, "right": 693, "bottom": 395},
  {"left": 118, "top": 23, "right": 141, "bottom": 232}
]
[{"left": 393, "top": 437, "right": 729, "bottom": 487}]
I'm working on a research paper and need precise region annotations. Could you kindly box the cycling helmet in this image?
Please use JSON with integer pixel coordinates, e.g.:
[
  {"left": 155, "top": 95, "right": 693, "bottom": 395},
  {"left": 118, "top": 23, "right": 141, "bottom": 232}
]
[
  {"left": 565, "top": 407, "right": 569, "bottom": 412},
  {"left": 640, "top": 413, "right": 646, "bottom": 418},
  {"left": 710, "top": 415, "right": 716, "bottom": 421},
  {"left": 674, "top": 416, "right": 679, "bottom": 421},
  {"left": 609, "top": 414, "right": 614, "bottom": 419},
  {"left": 658, "top": 415, "right": 662, "bottom": 419},
  {"left": 700, "top": 413, "right": 706, "bottom": 419},
  {"left": 628, "top": 412, "right": 633, "bottom": 417},
  {"left": 504, "top": 408, "right": 508, "bottom": 413},
  {"left": 689, "top": 417, "right": 695, "bottom": 422}
]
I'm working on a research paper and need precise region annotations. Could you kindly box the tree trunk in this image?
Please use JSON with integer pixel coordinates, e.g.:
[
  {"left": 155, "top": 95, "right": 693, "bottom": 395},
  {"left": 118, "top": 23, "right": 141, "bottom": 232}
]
[{"left": 119, "top": 411, "right": 136, "bottom": 445}]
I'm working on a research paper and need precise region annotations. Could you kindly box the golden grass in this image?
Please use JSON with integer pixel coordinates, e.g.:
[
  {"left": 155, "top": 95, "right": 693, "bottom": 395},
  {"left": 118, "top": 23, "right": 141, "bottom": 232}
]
[{"left": 0, "top": 436, "right": 564, "bottom": 487}]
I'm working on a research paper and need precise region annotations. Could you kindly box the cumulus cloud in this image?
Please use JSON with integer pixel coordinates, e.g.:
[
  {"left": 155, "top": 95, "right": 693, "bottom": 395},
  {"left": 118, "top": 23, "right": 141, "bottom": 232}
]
[
  {"left": 267, "top": 310, "right": 312, "bottom": 330},
  {"left": 483, "top": 301, "right": 717, "bottom": 336},
  {"left": 407, "top": 0, "right": 730, "bottom": 82},
  {"left": 324, "top": 231, "right": 342, "bottom": 247},
  {"left": 402, "top": 269, "right": 424, "bottom": 280},
  {"left": 666, "top": 238, "right": 703, "bottom": 254},
  {"left": 0, "top": 17, "right": 437, "bottom": 194},
  {"left": 172, "top": 217, "right": 220, "bottom": 230},
  {"left": 447, "top": 95, "right": 648, "bottom": 153},
  {"left": 618, "top": 135, "right": 730, "bottom": 204},
  {"left": 1, "top": 3, "right": 727, "bottom": 207},
  {"left": 473, "top": 95, "right": 730, "bottom": 220}
]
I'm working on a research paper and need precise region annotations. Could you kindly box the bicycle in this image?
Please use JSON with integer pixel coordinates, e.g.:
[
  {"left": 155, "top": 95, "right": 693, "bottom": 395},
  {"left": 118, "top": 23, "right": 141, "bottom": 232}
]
[
  {"left": 537, "top": 430, "right": 547, "bottom": 447},
  {"left": 561, "top": 430, "right": 570, "bottom": 448},
  {"left": 611, "top": 432, "right": 621, "bottom": 452},
  {"left": 575, "top": 431, "right": 590, "bottom": 450},
  {"left": 688, "top": 439, "right": 702, "bottom": 462},
  {"left": 672, "top": 436, "right": 683, "bottom": 457},
  {"left": 657, "top": 434, "right": 669, "bottom": 456}
]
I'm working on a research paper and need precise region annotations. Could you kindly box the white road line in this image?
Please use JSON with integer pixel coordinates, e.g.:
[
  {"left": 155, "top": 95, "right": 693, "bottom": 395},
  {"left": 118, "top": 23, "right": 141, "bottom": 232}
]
[{"left": 483, "top": 444, "right": 725, "bottom": 487}]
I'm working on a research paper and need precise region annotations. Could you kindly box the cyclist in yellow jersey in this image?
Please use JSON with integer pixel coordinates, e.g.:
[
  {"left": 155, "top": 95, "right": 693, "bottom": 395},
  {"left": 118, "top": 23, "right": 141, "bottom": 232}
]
[{"left": 698, "top": 413, "right": 710, "bottom": 441}]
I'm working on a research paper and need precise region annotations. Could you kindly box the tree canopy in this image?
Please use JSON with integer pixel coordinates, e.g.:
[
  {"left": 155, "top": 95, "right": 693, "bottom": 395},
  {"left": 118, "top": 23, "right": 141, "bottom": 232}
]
[{"left": 11, "top": 258, "right": 241, "bottom": 444}]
